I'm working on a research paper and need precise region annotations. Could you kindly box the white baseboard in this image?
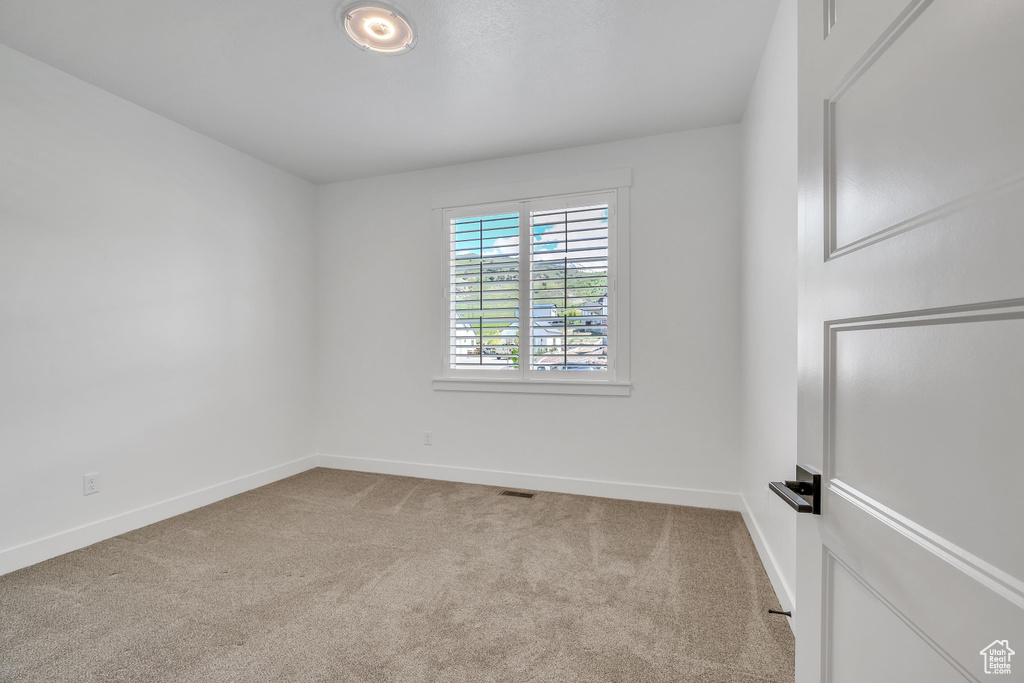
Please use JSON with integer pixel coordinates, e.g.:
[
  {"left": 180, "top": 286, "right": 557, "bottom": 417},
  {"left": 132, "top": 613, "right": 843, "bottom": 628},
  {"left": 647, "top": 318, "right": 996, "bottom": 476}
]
[
  {"left": 3, "top": 453, "right": 789, "bottom": 627},
  {"left": 0, "top": 454, "right": 319, "bottom": 577},
  {"left": 740, "top": 494, "right": 795, "bottom": 632},
  {"left": 316, "top": 453, "right": 742, "bottom": 512}
]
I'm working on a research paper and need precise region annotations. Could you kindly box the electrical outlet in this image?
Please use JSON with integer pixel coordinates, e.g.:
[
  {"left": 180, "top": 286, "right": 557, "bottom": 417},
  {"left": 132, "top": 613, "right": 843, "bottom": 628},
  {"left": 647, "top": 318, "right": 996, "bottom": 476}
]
[
  {"left": 83, "top": 472, "right": 101, "bottom": 496},
  {"left": 423, "top": 431, "right": 433, "bottom": 446}
]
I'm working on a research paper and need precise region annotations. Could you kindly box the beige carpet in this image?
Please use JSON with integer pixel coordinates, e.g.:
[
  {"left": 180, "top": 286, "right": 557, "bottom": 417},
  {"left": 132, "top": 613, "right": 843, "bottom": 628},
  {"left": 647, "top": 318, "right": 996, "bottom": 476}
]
[{"left": 0, "top": 468, "right": 794, "bottom": 682}]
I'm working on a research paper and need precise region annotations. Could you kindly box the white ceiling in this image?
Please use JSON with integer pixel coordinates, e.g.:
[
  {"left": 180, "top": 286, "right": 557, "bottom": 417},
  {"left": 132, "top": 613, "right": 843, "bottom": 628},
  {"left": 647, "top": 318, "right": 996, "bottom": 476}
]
[{"left": 0, "top": 0, "right": 779, "bottom": 184}]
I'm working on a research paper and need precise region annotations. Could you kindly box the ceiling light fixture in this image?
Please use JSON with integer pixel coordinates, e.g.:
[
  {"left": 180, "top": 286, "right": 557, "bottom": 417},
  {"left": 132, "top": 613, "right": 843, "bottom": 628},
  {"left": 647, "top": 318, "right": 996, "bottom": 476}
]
[{"left": 338, "top": 3, "right": 416, "bottom": 54}]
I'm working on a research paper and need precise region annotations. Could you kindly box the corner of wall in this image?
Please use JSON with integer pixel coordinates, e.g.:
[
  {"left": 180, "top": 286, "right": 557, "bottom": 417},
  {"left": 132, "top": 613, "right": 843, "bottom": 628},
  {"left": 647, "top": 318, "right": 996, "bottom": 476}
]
[{"left": 737, "top": 0, "right": 799, "bottom": 617}]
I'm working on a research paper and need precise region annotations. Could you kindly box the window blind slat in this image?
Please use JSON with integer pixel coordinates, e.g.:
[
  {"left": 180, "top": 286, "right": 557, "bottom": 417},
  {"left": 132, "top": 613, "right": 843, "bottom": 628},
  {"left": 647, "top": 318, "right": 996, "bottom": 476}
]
[
  {"left": 446, "top": 196, "right": 614, "bottom": 376},
  {"left": 448, "top": 211, "right": 522, "bottom": 370},
  {"left": 528, "top": 203, "right": 610, "bottom": 373}
]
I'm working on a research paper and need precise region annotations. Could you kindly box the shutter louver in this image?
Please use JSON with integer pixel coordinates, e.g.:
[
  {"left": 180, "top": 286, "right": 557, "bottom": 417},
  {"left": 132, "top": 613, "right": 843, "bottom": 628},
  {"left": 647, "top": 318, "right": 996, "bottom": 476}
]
[
  {"left": 529, "top": 204, "right": 609, "bottom": 371},
  {"left": 448, "top": 212, "right": 520, "bottom": 370}
]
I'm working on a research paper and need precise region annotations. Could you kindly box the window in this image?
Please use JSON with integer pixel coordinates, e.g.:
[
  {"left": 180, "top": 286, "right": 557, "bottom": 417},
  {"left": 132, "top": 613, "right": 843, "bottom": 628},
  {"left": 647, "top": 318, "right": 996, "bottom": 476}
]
[{"left": 434, "top": 171, "right": 631, "bottom": 395}]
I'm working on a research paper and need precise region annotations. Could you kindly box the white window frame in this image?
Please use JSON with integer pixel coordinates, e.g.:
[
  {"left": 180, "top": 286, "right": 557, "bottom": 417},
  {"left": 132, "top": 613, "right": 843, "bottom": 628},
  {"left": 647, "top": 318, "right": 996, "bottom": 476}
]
[{"left": 432, "top": 169, "right": 632, "bottom": 396}]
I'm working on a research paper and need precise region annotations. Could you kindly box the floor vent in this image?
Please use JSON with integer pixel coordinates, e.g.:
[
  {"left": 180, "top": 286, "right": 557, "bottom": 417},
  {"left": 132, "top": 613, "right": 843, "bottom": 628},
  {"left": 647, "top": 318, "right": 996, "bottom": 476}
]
[{"left": 500, "top": 490, "right": 535, "bottom": 499}]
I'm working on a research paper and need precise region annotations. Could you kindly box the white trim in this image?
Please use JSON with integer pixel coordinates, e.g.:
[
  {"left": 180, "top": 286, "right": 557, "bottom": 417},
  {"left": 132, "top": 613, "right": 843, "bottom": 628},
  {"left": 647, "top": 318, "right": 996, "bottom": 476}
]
[
  {"left": 431, "top": 168, "right": 633, "bottom": 210},
  {"left": 432, "top": 378, "right": 631, "bottom": 396},
  {"left": 0, "top": 454, "right": 319, "bottom": 577},
  {"left": 614, "top": 187, "right": 632, "bottom": 384},
  {"left": 316, "top": 453, "right": 740, "bottom": 511},
  {"left": 830, "top": 477, "right": 1024, "bottom": 609},
  {"left": 740, "top": 494, "right": 796, "bottom": 633}
]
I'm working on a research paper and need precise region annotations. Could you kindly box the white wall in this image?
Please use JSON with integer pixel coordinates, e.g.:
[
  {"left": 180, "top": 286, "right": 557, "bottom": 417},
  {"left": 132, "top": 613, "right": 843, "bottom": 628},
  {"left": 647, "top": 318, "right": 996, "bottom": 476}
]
[
  {"left": 0, "top": 19, "right": 798, "bottom": 589},
  {"left": 738, "top": 0, "right": 799, "bottom": 611},
  {"left": 0, "top": 45, "right": 317, "bottom": 573},
  {"left": 314, "top": 126, "right": 743, "bottom": 504}
]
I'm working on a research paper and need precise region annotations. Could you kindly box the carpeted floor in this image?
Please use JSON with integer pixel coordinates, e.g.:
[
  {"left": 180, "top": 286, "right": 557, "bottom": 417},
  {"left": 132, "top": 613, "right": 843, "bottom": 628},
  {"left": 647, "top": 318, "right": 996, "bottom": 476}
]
[{"left": 0, "top": 469, "right": 794, "bottom": 682}]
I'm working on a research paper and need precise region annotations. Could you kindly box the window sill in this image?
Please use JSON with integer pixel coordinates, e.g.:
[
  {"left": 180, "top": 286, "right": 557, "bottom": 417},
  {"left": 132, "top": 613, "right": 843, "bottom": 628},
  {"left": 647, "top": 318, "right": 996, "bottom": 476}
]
[{"left": 432, "top": 378, "right": 632, "bottom": 396}]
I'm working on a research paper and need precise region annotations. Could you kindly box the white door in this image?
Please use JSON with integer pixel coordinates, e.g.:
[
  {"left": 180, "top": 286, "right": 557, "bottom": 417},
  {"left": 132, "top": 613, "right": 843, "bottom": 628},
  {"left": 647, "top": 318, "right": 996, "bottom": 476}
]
[{"left": 796, "top": 0, "right": 1024, "bottom": 681}]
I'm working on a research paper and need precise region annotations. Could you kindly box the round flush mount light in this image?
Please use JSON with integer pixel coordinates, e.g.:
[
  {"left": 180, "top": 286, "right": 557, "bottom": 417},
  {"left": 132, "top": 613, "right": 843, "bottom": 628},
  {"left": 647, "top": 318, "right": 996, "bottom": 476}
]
[{"left": 338, "top": 3, "right": 416, "bottom": 54}]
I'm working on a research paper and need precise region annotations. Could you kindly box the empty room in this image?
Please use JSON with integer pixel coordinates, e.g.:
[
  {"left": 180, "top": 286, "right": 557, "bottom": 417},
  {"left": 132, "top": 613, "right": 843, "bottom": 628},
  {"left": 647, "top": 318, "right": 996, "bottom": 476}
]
[{"left": 1, "top": 0, "right": 1021, "bottom": 681}]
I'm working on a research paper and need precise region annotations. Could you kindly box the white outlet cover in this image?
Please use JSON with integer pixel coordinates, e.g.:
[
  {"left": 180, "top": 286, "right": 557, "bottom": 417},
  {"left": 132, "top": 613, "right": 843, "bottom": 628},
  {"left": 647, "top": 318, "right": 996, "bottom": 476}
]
[{"left": 83, "top": 472, "right": 101, "bottom": 496}]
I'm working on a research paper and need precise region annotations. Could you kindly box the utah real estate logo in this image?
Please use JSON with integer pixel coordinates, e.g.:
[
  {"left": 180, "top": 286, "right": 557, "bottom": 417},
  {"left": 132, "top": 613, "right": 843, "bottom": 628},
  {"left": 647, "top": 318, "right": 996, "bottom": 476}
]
[{"left": 980, "top": 640, "right": 1014, "bottom": 675}]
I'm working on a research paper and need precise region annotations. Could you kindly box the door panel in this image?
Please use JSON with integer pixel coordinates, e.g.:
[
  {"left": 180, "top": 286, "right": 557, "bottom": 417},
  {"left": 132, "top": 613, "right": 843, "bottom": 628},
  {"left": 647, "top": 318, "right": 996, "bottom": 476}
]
[
  {"left": 797, "top": 0, "right": 1024, "bottom": 680},
  {"left": 827, "top": 552, "right": 965, "bottom": 683},
  {"left": 831, "top": 0, "right": 1024, "bottom": 251},
  {"left": 831, "top": 312, "right": 1024, "bottom": 578},
  {"left": 823, "top": 487, "right": 1023, "bottom": 680}
]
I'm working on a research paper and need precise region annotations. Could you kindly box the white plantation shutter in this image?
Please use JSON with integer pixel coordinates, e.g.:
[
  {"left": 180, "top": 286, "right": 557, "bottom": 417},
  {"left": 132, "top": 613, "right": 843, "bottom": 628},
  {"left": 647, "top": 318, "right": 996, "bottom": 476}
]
[
  {"left": 448, "top": 210, "right": 520, "bottom": 370},
  {"left": 443, "top": 190, "right": 618, "bottom": 382},
  {"left": 529, "top": 203, "right": 609, "bottom": 371}
]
